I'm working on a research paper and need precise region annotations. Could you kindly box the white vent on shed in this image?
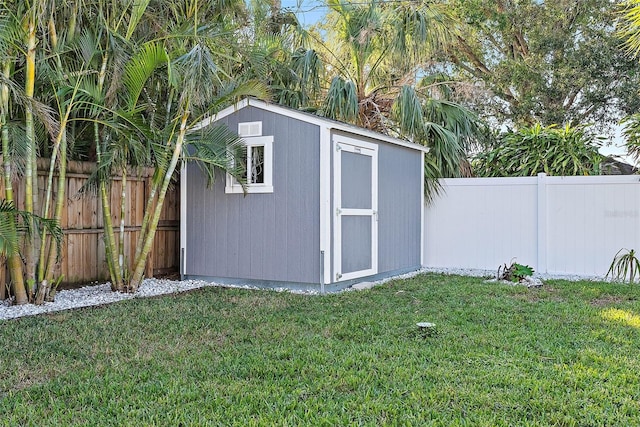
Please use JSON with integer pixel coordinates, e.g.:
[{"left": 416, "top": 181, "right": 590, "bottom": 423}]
[{"left": 238, "top": 121, "right": 262, "bottom": 137}]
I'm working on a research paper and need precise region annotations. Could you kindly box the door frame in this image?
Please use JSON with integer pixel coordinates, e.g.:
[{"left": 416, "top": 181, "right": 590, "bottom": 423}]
[{"left": 333, "top": 134, "right": 378, "bottom": 282}]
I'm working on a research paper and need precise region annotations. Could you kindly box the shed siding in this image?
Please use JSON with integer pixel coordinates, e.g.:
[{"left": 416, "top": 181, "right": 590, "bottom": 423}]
[
  {"left": 377, "top": 142, "right": 422, "bottom": 271},
  {"left": 186, "top": 106, "right": 321, "bottom": 284}
]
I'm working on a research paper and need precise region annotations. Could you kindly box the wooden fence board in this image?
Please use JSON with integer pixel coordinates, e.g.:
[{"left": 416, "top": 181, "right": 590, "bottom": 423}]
[{"left": 1, "top": 159, "right": 179, "bottom": 291}]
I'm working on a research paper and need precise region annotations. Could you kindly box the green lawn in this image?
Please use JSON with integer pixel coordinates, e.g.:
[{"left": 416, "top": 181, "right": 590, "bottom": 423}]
[{"left": 2, "top": 273, "right": 640, "bottom": 426}]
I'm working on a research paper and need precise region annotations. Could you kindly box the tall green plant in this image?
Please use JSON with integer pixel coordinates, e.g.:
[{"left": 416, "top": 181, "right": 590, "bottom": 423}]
[
  {"left": 69, "top": 0, "right": 268, "bottom": 292},
  {"left": 607, "top": 249, "right": 640, "bottom": 283},
  {"left": 620, "top": 114, "right": 640, "bottom": 166},
  {"left": 473, "top": 124, "right": 603, "bottom": 177},
  {"left": 0, "top": 2, "right": 61, "bottom": 304},
  {"left": 0, "top": 12, "right": 27, "bottom": 303},
  {"left": 243, "top": 1, "right": 322, "bottom": 110},
  {"left": 126, "top": 44, "right": 267, "bottom": 292},
  {"left": 0, "top": 198, "right": 62, "bottom": 303}
]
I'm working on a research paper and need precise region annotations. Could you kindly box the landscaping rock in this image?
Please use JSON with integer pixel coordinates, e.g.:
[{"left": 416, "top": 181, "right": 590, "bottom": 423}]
[
  {"left": 351, "top": 281, "right": 376, "bottom": 290},
  {"left": 484, "top": 277, "right": 544, "bottom": 288},
  {"left": 522, "top": 276, "right": 544, "bottom": 288}
]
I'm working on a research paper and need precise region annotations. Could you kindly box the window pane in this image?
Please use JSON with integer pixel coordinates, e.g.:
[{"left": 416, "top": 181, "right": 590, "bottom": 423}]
[
  {"left": 250, "top": 145, "right": 265, "bottom": 184},
  {"left": 341, "top": 151, "right": 372, "bottom": 209}
]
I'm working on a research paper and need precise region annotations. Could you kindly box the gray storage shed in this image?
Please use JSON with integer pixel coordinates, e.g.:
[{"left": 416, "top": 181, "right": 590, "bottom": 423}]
[{"left": 180, "top": 98, "right": 427, "bottom": 292}]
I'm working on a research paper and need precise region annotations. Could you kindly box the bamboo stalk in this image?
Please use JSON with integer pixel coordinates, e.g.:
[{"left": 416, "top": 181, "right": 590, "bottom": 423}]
[
  {"left": 95, "top": 49, "right": 124, "bottom": 291},
  {"left": 119, "top": 167, "right": 127, "bottom": 279},
  {"left": 44, "top": 128, "right": 67, "bottom": 283},
  {"left": 95, "top": 123, "right": 123, "bottom": 291},
  {"left": 38, "top": 81, "right": 79, "bottom": 283},
  {"left": 24, "top": 17, "right": 37, "bottom": 299},
  {"left": 1, "top": 61, "right": 26, "bottom": 304},
  {"left": 129, "top": 110, "right": 190, "bottom": 291}
]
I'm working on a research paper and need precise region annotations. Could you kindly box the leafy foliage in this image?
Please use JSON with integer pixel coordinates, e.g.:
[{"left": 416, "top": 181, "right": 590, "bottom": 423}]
[
  {"left": 315, "top": 0, "right": 481, "bottom": 186},
  {"left": 606, "top": 248, "right": 640, "bottom": 283},
  {"left": 0, "top": 199, "right": 62, "bottom": 260},
  {"left": 620, "top": 114, "right": 640, "bottom": 166},
  {"left": 473, "top": 124, "right": 603, "bottom": 177},
  {"left": 618, "top": 0, "right": 640, "bottom": 58},
  {"left": 498, "top": 261, "right": 534, "bottom": 283},
  {"left": 445, "top": 0, "right": 640, "bottom": 129}
]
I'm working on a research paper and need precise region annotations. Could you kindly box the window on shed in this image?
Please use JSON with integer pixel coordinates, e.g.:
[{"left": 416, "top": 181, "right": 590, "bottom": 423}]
[{"left": 226, "top": 121, "right": 274, "bottom": 194}]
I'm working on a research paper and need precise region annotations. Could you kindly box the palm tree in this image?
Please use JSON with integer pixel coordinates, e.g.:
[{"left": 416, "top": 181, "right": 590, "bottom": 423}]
[
  {"left": 314, "top": 0, "right": 481, "bottom": 192},
  {"left": 242, "top": 0, "right": 323, "bottom": 110},
  {"left": 71, "top": 0, "right": 268, "bottom": 292},
  {"left": 0, "top": 199, "right": 62, "bottom": 303},
  {"left": 0, "top": 10, "right": 28, "bottom": 304},
  {"left": 0, "top": 2, "right": 62, "bottom": 304},
  {"left": 68, "top": 0, "right": 165, "bottom": 291},
  {"left": 125, "top": 40, "right": 268, "bottom": 292}
]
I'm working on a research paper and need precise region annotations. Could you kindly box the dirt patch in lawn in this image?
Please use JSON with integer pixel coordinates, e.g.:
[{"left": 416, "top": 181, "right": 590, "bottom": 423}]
[
  {"left": 590, "top": 295, "right": 627, "bottom": 307},
  {"left": 512, "top": 286, "right": 565, "bottom": 303}
]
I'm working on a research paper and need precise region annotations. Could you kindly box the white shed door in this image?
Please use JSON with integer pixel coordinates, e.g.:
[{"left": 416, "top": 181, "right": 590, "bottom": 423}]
[{"left": 333, "top": 135, "right": 378, "bottom": 282}]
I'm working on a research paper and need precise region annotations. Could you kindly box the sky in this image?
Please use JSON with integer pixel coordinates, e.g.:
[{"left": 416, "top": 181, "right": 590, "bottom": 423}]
[{"left": 281, "top": 0, "right": 327, "bottom": 27}]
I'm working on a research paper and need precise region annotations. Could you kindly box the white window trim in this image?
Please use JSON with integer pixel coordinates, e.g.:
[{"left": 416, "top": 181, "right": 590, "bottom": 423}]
[{"left": 226, "top": 122, "right": 274, "bottom": 194}]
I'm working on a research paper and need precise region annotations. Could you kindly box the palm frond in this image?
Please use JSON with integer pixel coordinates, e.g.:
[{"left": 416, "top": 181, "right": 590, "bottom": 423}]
[
  {"left": 621, "top": 113, "right": 640, "bottom": 166},
  {"left": 174, "top": 43, "right": 229, "bottom": 107},
  {"left": 75, "top": 28, "right": 101, "bottom": 66},
  {"left": 195, "top": 79, "right": 269, "bottom": 123},
  {"left": 0, "top": 199, "right": 63, "bottom": 259},
  {"left": 423, "top": 154, "right": 444, "bottom": 205},
  {"left": 0, "top": 11, "right": 24, "bottom": 62},
  {"left": 123, "top": 42, "right": 168, "bottom": 111},
  {"left": 184, "top": 124, "right": 246, "bottom": 188},
  {"left": 619, "top": 0, "right": 640, "bottom": 57},
  {"left": 125, "top": 0, "right": 152, "bottom": 40},
  {"left": 0, "top": 198, "right": 19, "bottom": 256},
  {"left": 392, "top": 85, "right": 425, "bottom": 139},
  {"left": 324, "top": 76, "right": 358, "bottom": 122},
  {"left": 2, "top": 121, "right": 29, "bottom": 179}
]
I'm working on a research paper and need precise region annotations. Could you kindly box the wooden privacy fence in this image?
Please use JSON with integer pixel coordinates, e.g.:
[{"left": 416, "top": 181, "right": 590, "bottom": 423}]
[{"left": 1, "top": 159, "right": 179, "bottom": 291}]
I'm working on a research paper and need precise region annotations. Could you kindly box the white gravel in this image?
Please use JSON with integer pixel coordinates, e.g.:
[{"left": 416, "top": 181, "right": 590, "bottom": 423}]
[
  {"left": 0, "top": 268, "right": 608, "bottom": 321},
  {"left": 421, "top": 266, "right": 609, "bottom": 282},
  {"left": 0, "top": 279, "right": 269, "bottom": 321}
]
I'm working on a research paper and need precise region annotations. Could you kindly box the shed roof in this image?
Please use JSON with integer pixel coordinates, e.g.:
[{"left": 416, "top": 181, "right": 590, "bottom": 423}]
[{"left": 194, "top": 97, "right": 429, "bottom": 153}]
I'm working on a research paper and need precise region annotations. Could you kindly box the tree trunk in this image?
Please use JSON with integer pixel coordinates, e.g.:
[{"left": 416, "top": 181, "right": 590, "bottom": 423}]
[
  {"left": 44, "top": 129, "right": 67, "bottom": 284},
  {"left": 128, "top": 111, "right": 189, "bottom": 291},
  {"left": 38, "top": 91, "right": 75, "bottom": 283},
  {"left": 24, "top": 18, "right": 38, "bottom": 300},
  {"left": 95, "top": 123, "right": 123, "bottom": 291},
  {"left": 119, "top": 168, "right": 127, "bottom": 280},
  {"left": 94, "top": 52, "right": 124, "bottom": 291},
  {"left": 2, "top": 61, "right": 26, "bottom": 305}
]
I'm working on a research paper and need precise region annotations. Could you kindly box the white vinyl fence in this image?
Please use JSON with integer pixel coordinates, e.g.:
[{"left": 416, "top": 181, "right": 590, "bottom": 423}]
[{"left": 423, "top": 174, "right": 640, "bottom": 277}]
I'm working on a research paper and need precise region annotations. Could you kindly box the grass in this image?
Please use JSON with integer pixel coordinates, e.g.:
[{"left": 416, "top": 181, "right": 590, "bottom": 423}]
[{"left": 2, "top": 273, "right": 640, "bottom": 426}]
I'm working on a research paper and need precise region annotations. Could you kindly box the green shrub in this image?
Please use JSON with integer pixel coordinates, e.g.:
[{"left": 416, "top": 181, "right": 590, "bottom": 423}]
[
  {"left": 606, "top": 248, "right": 640, "bottom": 283},
  {"left": 473, "top": 124, "right": 603, "bottom": 177},
  {"left": 498, "top": 261, "right": 534, "bottom": 282}
]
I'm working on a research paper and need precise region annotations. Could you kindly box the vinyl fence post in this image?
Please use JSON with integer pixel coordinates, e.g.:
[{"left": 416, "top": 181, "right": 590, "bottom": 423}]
[{"left": 537, "top": 173, "right": 547, "bottom": 274}]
